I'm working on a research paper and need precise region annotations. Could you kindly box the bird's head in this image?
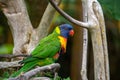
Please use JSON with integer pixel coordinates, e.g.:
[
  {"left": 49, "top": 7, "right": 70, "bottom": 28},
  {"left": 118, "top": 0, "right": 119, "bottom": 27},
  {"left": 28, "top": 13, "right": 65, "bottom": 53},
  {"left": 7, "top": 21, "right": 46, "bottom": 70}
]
[{"left": 58, "top": 24, "right": 74, "bottom": 38}]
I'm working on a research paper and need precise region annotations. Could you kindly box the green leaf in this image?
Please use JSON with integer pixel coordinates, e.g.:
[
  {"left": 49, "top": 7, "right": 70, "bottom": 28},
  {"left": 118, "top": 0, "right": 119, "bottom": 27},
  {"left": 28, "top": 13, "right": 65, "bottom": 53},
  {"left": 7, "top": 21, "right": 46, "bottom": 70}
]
[{"left": 98, "top": 0, "right": 120, "bottom": 20}]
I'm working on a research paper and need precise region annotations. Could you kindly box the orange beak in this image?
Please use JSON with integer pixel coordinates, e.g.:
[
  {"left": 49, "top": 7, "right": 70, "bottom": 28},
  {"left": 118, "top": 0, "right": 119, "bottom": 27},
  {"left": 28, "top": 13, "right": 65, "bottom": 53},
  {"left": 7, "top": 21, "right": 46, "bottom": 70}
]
[{"left": 69, "top": 30, "right": 74, "bottom": 36}]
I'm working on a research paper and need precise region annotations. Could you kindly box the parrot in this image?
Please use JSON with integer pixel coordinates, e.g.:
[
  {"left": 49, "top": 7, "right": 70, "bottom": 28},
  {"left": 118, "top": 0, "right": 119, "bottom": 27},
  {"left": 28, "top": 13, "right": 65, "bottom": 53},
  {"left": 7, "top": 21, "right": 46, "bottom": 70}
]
[{"left": 10, "top": 24, "right": 74, "bottom": 78}]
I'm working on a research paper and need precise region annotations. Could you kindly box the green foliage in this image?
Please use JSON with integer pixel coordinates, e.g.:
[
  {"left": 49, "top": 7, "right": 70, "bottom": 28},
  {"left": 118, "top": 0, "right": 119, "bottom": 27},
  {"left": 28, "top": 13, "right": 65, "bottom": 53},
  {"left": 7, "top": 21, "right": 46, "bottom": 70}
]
[
  {"left": 98, "top": 0, "right": 120, "bottom": 20},
  {"left": 0, "top": 44, "right": 13, "bottom": 54}
]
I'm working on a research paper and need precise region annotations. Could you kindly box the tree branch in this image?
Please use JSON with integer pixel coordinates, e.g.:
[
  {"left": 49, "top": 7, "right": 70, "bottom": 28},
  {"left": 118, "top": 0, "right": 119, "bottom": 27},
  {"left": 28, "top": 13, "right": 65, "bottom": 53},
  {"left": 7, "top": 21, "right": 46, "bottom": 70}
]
[
  {"left": 0, "top": 60, "right": 22, "bottom": 69},
  {"left": 48, "top": 0, "right": 89, "bottom": 28},
  {"left": 0, "top": 54, "right": 29, "bottom": 58},
  {"left": 9, "top": 63, "right": 60, "bottom": 80},
  {"left": 30, "top": 77, "right": 51, "bottom": 80},
  {"left": 93, "top": 1, "right": 110, "bottom": 80},
  {"left": 81, "top": 0, "right": 88, "bottom": 80},
  {"left": 0, "top": 54, "right": 29, "bottom": 69},
  {"left": 87, "top": 0, "right": 109, "bottom": 80}
]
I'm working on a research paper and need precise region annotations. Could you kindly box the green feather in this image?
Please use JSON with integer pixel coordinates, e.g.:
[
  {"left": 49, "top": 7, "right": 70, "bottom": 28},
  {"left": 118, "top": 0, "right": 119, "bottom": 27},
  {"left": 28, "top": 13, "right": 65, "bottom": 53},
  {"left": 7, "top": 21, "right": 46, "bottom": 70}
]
[
  {"left": 10, "top": 27, "right": 61, "bottom": 78},
  {"left": 10, "top": 59, "right": 38, "bottom": 77},
  {"left": 31, "top": 29, "right": 61, "bottom": 58},
  {"left": 11, "top": 58, "right": 55, "bottom": 77}
]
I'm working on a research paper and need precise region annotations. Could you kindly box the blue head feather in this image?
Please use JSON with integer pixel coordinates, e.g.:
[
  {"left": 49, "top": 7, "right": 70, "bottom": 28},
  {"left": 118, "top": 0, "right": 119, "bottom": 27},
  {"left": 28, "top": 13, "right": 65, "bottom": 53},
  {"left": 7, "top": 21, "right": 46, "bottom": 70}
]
[{"left": 59, "top": 24, "right": 73, "bottom": 38}]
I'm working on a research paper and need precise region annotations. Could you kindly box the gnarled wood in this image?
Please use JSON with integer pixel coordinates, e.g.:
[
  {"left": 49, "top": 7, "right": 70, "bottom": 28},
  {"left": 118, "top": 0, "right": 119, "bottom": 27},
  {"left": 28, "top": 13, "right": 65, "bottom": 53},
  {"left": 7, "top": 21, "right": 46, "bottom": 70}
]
[
  {"left": 0, "top": 0, "right": 33, "bottom": 55},
  {"left": 0, "top": 0, "right": 61, "bottom": 54}
]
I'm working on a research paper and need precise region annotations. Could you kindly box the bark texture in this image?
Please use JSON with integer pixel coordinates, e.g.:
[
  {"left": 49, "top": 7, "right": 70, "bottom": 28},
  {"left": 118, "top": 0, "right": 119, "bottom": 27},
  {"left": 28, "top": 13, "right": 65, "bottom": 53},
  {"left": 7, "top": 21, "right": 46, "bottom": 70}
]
[{"left": 0, "top": 0, "right": 60, "bottom": 54}]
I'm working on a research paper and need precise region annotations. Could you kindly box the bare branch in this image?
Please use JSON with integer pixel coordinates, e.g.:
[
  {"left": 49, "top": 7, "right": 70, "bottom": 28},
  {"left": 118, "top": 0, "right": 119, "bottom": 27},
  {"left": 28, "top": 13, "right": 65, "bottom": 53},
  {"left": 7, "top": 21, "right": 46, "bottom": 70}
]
[
  {"left": 9, "top": 63, "right": 60, "bottom": 80},
  {"left": 81, "top": 29, "right": 88, "bottom": 80},
  {"left": 49, "top": 0, "right": 89, "bottom": 28},
  {"left": 81, "top": 0, "right": 88, "bottom": 80},
  {"left": 0, "top": 54, "right": 29, "bottom": 58},
  {"left": 0, "top": 60, "right": 22, "bottom": 69},
  {"left": 93, "top": 1, "right": 110, "bottom": 80},
  {"left": 87, "top": 0, "right": 109, "bottom": 80},
  {"left": 0, "top": 54, "right": 29, "bottom": 69},
  {"left": 30, "top": 77, "right": 51, "bottom": 80},
  {"left": 9, "top": 77, "right": 51, "bottom": 80}
]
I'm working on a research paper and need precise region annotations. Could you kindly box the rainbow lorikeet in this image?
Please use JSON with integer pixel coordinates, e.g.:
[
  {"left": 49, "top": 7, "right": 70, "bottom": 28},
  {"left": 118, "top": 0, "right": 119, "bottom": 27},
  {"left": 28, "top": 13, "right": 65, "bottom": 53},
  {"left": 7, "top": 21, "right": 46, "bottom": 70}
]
[{"left": 10, "top": 24, "right": 74, "bottom": 78}]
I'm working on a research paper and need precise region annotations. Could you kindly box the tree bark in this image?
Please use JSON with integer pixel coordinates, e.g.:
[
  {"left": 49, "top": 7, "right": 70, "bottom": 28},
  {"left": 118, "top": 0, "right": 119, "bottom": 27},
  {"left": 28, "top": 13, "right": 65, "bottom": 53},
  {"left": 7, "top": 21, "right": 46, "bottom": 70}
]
[
  {"left": 92, "top": 1, "right": 109, "bottom": 80},
  {"left": 0, "top": 60, "right": 21, "bottom": 69},
  {"left": 0, "top": 0, "right": 61, "bottom": 54},
  {"left": 0, "top": 0, "right": 33, "bottom": 55},
  {"left": 88, "top": 0, "right": 109, "bottom": 80},
  {"left": 81, "top": 0, "right": 88, "bottom": 80}
]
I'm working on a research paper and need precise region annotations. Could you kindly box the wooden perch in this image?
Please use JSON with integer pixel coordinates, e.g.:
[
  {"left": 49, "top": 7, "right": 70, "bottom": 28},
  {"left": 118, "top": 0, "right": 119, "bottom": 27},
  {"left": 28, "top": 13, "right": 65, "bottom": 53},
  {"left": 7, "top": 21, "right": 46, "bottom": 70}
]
[
  {"left": 0, "top": 54, "right": 29, "bottom": 69},
  {"left": 0, "top": 60, "right": 22, "bottom": 69},
  {"left": 9, "top": 63, "right": 60, "bottom": 80},
  {"left": 81, "top": 0, "right": 88, "bottom": 80},
  {"left": 0, "top": 54, "right": 29, "bottom": 58},
  {"left": 92, "top": 1, "right": 109, "bottom": 80},
  {"left": 30, "top": 77, "right": 51, "bottom": 80}
]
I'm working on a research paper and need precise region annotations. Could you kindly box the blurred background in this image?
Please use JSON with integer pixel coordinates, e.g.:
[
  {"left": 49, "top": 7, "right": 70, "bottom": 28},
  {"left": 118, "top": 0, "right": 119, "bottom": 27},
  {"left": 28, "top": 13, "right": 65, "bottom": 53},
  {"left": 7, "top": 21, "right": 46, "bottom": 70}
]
[{"left": 0, "top": 0, "right": 120, "bottom": 80}]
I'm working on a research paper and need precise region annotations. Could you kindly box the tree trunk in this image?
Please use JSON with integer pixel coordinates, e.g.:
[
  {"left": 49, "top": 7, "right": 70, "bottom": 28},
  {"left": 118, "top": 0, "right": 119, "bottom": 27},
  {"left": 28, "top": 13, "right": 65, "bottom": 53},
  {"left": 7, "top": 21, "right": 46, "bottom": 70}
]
[{"left": 0, "top": 0, "right": 61, "bottom": 55}]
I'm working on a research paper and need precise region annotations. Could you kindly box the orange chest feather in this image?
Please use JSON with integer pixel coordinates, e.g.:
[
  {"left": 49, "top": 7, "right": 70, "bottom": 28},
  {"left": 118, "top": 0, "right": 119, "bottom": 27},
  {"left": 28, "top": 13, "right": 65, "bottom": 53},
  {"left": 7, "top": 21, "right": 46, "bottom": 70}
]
[{"left": 58, "top": 36, "right": 67, "bottom": 53}]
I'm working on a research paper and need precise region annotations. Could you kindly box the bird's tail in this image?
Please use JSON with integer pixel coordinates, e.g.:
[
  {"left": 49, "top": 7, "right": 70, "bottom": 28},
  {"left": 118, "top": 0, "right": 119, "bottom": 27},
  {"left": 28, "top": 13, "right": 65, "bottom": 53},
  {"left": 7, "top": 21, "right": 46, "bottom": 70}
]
[{"left": 10, "top": 59, "right": 39, "bottom": 78}]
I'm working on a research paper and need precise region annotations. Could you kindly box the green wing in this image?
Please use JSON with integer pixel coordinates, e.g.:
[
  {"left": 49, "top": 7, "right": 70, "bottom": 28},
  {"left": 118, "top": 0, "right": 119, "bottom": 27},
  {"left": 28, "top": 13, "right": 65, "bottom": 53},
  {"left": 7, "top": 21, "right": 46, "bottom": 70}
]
[
  {"left": 10, "top": 28, "right": 61, "bottom": 78},
  {"left": 31, "top": 31, "right": 61, "bottom": 58},
  {"left": 10, "top": 58, "right": 54, "bottom": 77},
  {"left": 22, "top": 31, "right": 61, "bottom": 63}
]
